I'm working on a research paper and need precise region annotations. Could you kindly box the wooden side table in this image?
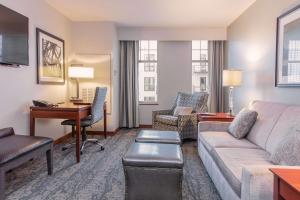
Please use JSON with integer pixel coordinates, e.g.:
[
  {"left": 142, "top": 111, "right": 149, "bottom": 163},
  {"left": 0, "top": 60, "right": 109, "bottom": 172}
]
[
  {"left": 197, "top": 112, "right": 235, "bottom": 122},
  {"left": 270, "top": 168, "right": 300, "bottom": 200}
]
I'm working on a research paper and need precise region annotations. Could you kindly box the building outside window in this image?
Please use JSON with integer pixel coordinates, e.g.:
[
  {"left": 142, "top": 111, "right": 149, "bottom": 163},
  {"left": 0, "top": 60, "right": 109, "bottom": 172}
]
[
  {"left": 192, "top": 40, "right": 209, "bottom": 93},
  {"left": 138, "top": 40, "right": 158, "bottom": 103}
]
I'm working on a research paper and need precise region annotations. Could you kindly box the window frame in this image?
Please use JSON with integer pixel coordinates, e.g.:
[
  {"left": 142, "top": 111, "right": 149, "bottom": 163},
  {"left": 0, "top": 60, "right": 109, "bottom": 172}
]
[
  {"left": 138, "top": 40, "right": 158, "bottom": 105},
  {"left": 192, "top": 40, "right": 209, "bottom": 93}
]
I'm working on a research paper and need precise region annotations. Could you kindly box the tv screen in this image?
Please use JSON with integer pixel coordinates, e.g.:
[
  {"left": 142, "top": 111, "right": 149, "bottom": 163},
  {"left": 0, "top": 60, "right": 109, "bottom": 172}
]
[{"left": 0, "top": 4, "right": 29, "bottom": 66}]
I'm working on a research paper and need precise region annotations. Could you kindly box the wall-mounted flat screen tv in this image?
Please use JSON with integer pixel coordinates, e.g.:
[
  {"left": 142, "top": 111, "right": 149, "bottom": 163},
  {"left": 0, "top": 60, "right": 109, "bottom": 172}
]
[{"left": 0, "top": 4, "right": 29, "bottom": 66}]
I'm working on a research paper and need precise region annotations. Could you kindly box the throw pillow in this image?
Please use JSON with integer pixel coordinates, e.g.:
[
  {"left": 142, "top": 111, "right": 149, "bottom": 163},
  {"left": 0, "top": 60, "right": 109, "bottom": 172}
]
[
  {"left": 173, "top": 106, "right": 193, "bottom": 117},
  {"left": 174, "top": 92, "right": 208, "bottom": 113},
  {"left": 228, "top": 108, "right": 258, "bottom": 139},
  {"left": 270, "top": 126, "right": 300, "bottom": 166}
]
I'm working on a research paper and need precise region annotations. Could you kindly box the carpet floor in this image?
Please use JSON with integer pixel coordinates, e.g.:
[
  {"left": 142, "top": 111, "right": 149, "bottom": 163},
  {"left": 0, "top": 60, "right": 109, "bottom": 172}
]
[{"left": 5, "top": 129, "right": 221, "bottom": 200}]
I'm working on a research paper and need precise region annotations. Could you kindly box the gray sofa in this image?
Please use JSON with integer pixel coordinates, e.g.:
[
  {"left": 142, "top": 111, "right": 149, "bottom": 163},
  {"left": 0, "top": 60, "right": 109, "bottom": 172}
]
[{"left": 198, "top": 100, "right": 300, "bottom": 200}]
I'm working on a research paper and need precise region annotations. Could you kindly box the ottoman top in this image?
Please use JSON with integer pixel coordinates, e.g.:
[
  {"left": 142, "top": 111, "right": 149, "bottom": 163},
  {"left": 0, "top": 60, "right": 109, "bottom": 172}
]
[
  {"left": 123, "top": 143, "right": 183, "bottom": 169},
  {"left": 136, "top": 130, "right": 181, "bottom": 144}
]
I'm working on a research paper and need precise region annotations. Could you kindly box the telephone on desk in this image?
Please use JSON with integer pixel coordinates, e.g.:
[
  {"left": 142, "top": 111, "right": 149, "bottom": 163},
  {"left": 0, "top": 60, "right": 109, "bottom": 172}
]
[{"left": 32, "top": 100, "right": 57, "bottom": 107}]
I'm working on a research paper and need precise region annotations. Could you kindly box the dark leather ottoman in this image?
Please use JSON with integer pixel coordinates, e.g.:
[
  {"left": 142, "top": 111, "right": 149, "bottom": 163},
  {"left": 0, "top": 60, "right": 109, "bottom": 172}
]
[
  {"left": 122, "top": 142, "right": 183, "bottom": 200},
  {"left": 0, "top": 127, "right": 53, "bottom": 199},
  {"left": 135, "top": 130, "right": 181, "bottom": 145}
]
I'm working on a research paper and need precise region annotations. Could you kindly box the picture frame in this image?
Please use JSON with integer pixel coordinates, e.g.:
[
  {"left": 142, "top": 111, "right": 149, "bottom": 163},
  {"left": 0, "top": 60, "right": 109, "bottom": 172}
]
[
  {"left": 276, "top": 5, "right": 300, "bottom": 87},
  {"left": 36, "top": 28, "right": 65, "bottom": 84}
]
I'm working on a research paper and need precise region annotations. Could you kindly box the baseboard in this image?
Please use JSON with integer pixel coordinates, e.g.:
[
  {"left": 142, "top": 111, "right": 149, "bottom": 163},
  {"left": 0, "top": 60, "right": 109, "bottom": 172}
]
[
  {"left": 54, "top": 128, "right": 121, "bottom": 145},
  {"left": 54, "top": 132, "right": 72, "bottom": 145},
  {"left": 139, "top": 124, "right": 153, "bottom": 128}
]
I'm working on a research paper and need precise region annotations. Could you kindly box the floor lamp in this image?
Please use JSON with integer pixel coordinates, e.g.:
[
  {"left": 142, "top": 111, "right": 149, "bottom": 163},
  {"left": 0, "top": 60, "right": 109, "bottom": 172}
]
[
  {"left": 223, "top": 69, "right": 242, "bottom": 116},
  {"left": 69, "top": 66, "right": 94, "bottom": 101}
]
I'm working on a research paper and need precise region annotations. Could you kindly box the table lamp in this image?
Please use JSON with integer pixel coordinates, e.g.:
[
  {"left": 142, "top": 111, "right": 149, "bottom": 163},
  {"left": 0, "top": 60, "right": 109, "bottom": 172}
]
[
  {"left": 69, "top": 66, "right": 94, "bottom": 101},
  {"left": 223, "top": 69, "right": 242, "bottom": 116}
]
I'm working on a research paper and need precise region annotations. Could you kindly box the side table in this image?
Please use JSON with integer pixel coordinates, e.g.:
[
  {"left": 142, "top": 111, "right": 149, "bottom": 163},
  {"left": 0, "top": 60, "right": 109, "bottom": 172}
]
[
  {"left": 197, "top": 112, "right": 234, "bottom": 122},
  {"left": 270, "top": 168, "right": 300, "bottom": 200}
]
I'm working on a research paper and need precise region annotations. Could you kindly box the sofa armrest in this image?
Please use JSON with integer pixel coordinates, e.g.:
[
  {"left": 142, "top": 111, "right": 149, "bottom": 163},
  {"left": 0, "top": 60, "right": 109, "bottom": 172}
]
[
  {"left": 198, "top": 121, "right": 231, "bottom": 132},
  {"left": 0, "top": 127, "right": 15, "bottom": 139},
  {"left": 241, "top": 165, "right": 300, "bottom": 200}
]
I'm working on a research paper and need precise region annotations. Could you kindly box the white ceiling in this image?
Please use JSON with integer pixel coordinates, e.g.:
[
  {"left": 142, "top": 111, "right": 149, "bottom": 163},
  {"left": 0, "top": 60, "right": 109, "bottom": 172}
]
[{"left": 46, "top": 0, "right": 256, "bottom": 27}]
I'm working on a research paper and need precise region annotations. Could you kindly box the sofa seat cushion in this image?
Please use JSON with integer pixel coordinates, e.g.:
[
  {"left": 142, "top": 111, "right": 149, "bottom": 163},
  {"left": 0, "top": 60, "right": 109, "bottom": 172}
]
[
  {"left": 198, "top": 131, "right": 259, "bottom": 153},
  {"left": 156, "top": 115, "right": 178, "bottom": 126},
  {"left": 211, "top": 148, "right": 271, "bottom": 197},
  {"left": 0, "top": 135, "right": 53, "bottom": 165}
]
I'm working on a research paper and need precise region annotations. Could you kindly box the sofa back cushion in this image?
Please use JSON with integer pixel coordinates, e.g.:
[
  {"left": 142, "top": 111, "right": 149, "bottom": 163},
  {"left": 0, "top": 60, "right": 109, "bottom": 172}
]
[
  {"left": 266, "top": 105, "right": 300, "bottom": 154},
  {"left": 246, "top": 101, "right": 288, "bottom": 150}
]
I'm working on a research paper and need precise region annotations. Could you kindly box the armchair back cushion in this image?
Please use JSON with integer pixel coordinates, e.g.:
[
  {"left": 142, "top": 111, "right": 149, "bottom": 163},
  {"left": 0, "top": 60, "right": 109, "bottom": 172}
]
[
  {"left": 173, "top": 92, "right": 208, "bottom": 114},
  {"left": 173, "top": 106, "right": 193, "bottom": 117}
]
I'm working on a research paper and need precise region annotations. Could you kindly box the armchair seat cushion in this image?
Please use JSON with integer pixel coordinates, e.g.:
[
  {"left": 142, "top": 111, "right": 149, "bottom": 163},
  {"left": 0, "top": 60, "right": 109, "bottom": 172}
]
[
  {"left": 199, "top": 131, "right": 259, "bottom": 153},
  {"left": 156, "top": 115, "right": 178, "bottom": 126},
  {"left": 0, "top": 135, "right": 53, "bottom": 166},
  {"left": 211, "top": 148, "right": 271, "bottom": 197}
]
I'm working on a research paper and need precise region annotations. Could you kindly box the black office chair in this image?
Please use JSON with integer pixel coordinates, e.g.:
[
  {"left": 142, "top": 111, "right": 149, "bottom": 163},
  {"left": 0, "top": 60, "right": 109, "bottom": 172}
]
[{"left": 61, "top": 87, "right": 107, "bottom": 154}]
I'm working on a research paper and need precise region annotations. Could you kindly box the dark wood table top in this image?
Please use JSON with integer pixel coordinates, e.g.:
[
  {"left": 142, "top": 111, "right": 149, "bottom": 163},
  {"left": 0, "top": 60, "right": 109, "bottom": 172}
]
[
  {"left": 197, "top": 112, "right": 235, "bottom": 122},
  {"left": 270, "top": 168, "right": 300, "bottom": 193},
  {"left": 30, "top": 103, "right": 91, "bottom": 111}
]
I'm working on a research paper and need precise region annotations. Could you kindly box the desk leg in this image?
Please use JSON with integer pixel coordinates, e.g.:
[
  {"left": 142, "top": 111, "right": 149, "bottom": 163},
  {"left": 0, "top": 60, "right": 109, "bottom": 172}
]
[
  {"left": 30, "top": 112, "right": 35, "bottom": 136},
  {"left": 76, "top": 115, "right": 81, "bottom": 163}
]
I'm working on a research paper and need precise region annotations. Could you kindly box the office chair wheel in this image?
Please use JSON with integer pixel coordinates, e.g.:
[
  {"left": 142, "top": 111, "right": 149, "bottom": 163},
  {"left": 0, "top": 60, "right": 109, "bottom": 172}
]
[{"left": 100, "top": 146, "right": 104, "bottom": 151}]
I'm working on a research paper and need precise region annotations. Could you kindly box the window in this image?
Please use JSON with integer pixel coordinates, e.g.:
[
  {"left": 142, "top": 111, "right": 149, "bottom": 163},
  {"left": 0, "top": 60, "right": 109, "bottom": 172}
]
[
  {"left": 138, "top": 40, "right": 158, "bottom": 103},
  {"left": 144, "top": 77, "right": 155, "bottom": 91},
  {"left": 192, "top": 40, "right": 209, "bottom": 93}
]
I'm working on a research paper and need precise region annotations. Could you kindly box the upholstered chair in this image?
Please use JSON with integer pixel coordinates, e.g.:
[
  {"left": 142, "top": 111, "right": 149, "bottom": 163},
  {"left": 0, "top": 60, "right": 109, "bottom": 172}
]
[{"left": 153, "top": 92, "right": 209, "bottom": 140}]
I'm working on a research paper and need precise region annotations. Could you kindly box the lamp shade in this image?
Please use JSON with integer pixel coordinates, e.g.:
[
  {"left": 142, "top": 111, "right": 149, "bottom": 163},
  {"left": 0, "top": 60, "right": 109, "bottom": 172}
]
[
  {"left": 223, "top": 69, "right": 242, "bottom": 87},
  {"left": 69, "top": 66, "right": 94, "bottom": 78}
]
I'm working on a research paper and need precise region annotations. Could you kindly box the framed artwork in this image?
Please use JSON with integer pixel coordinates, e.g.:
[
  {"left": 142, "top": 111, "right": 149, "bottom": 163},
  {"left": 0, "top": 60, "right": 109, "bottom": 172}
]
[
  {"left": 36, "top": 28, "right": 65, "bottom": 84},
  {"left": 276, "top": 5, "right": 300, "bottom": 87}
]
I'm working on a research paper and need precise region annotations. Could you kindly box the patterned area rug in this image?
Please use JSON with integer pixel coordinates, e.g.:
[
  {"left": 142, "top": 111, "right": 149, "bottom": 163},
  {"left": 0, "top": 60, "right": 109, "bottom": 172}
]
[{"left": 5, "top": 129, "right": 220, "bottom": 200}]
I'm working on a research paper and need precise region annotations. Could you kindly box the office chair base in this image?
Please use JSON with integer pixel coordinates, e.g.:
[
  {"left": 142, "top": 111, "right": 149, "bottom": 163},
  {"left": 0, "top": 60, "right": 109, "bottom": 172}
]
[{"left": 80, "top": 138, "right": 105, "bottom": 154}]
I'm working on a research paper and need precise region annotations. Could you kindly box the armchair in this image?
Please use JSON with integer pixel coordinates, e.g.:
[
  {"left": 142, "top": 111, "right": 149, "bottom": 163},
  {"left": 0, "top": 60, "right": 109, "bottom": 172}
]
[{"left": 153, "top": 92, "right": 209, "bottom": 140}]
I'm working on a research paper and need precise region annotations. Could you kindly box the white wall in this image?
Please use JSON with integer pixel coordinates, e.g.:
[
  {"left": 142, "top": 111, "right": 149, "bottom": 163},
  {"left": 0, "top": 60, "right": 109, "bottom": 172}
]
[
  {"left": 118, "top": 27, "right": 227, "bottom": 41},
  {"left": 139, "top": 41, "right": 192, "bottom": 124},
  {"left": 70, "top": 22, "right": 119, "bottom": 131},
  {"left": 0, "top": 0, "right": 72, "bottom": 139},
  {"left": 227, "top": 0, "right": 300, "bottom": 112}
]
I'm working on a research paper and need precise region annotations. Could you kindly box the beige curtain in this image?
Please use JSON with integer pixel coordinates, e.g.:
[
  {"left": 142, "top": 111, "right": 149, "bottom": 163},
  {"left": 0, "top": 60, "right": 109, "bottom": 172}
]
[
  {"left": 209, "top": 41, "right": 225, "bottom": 112},
  {"left": 119, "top": 41, "right": 139, "bottom": 128}
]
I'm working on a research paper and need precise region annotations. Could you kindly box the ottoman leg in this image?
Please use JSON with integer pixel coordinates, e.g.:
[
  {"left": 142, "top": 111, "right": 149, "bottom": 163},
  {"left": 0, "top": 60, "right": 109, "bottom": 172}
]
[
  {"left": 46, "top": 146, "right": 53, "bottom": 175},
  {"left": 0, "top": 169, "right": 5, "bottom": 200}
]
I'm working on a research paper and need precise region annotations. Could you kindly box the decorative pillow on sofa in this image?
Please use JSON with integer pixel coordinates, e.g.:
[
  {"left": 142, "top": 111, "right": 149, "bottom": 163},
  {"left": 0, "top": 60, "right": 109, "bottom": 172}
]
[
  {"left": 173, "top": 106, "right": 193, "bottom": 117},
  {"left": 270, "top": 127, "right": 300, "bottom": 166},
  {"left": 228, "top": 108, "right": 258, "bottom": 139}
]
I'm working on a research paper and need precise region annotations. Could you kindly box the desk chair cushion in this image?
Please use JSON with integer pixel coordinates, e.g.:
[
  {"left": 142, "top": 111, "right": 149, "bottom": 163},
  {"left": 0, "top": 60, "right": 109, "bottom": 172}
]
[
  {"left": 61, "top": 116, "right": 93, "bottom": 127},
  {"left": 0, "top": 135, "right": 53, "bottom": 166}
]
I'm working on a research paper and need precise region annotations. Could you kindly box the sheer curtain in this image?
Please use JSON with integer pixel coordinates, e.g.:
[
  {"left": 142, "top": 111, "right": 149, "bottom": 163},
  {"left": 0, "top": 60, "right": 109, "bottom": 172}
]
[
  {"left": 119, "top": 41, "right": 139, "bottom": 128},
  {"left": 209, "top": 41, "right": 225, "bottom": 112}
]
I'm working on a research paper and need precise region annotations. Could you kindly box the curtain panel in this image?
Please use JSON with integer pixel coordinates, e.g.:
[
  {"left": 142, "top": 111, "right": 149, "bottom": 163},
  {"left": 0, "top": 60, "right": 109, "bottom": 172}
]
[
  {"left": 119, "top": 41, "right": 139, "bottom": 128},
  {"left": 209, "top": 40, "right": 225, "bottom": 113}
]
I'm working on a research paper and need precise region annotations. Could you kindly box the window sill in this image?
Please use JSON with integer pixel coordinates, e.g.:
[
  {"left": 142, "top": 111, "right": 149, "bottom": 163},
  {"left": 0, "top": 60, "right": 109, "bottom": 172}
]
[{"left": 139, "top": 102, "right": 159, "bottom": 106}]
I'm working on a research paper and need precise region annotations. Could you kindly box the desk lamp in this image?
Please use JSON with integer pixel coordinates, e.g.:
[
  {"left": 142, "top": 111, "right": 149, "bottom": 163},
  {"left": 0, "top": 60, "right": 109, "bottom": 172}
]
[{"left": 69, "top": 66, "right": 94, "bottom": 101}]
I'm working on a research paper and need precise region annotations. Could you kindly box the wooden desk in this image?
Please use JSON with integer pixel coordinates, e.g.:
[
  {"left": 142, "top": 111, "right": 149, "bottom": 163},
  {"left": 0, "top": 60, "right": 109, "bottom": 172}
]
[
  {"left": 197, "top": 112, "right": 235, "bottom": 122},
  {"left": 270, "top": 168, "right": 300, "bottom": 200},
  {"left": 30, "top": 102, "right": 107, "bottom": 163}
]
